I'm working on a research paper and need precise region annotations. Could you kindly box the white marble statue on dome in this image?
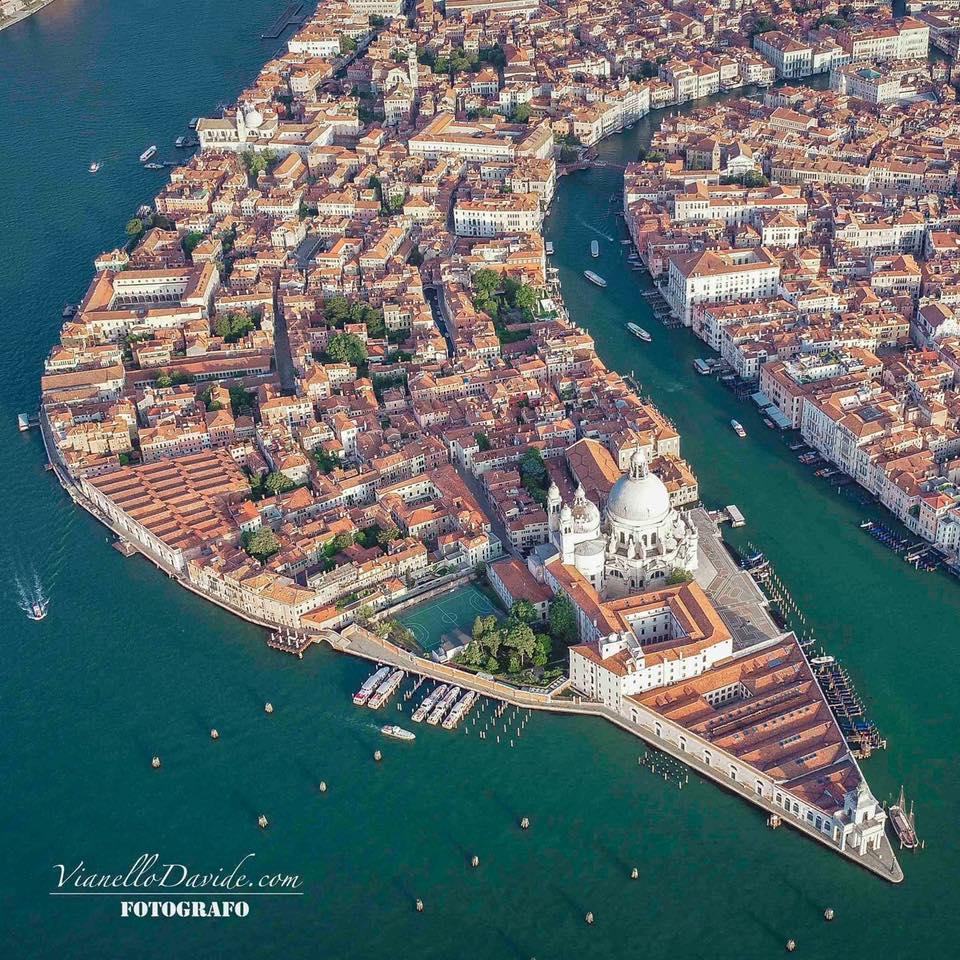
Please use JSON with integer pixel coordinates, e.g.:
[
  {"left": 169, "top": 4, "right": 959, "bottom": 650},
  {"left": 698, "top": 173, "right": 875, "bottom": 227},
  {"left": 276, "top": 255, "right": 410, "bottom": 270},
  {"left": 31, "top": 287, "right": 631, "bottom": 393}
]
[{"left": 547, "top": 448, "right": 697, "bottom": 598}]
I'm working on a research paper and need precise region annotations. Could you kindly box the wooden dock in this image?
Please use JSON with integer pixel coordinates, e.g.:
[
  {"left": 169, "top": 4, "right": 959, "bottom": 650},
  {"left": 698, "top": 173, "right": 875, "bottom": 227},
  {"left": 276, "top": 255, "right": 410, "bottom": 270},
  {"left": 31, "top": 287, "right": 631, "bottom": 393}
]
[{"left": 260, "top": 2, "right": 305, "bottom": 39}]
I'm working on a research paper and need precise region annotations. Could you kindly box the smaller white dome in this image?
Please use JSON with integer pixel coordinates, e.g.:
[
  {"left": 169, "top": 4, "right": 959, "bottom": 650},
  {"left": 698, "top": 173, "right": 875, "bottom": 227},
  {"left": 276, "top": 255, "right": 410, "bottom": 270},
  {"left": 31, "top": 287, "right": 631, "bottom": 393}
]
[{"left": 245, "top": 107, "right": 264, "bottom": 129}]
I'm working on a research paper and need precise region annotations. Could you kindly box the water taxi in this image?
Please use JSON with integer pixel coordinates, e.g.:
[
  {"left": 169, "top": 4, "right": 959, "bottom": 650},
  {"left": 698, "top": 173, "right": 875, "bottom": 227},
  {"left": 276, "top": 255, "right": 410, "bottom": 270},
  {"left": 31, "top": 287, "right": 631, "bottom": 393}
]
[
  {"left": 144, "top": 162, "right": 164, "bottom": 170},
  {"left": 626, "top": 323, "right": 651, "bottom": 342},
  {"left": 544, "top": 241, "right": 554, "bottom": 255},
  {"left": 368, "top": 668, "right": 404, "bottom": 709},
  {"left": 139, "top": 145, "right": 158, "bottom": 163},
  {"left": 381, "top": 725, "right": 416, "bottom": 742},
  {"left": 583, "top": 270, "right": 607, "bottom": 288},
  {"left": 442, "top": 690, "right": 478, "bottom": 730},
  {"left": 889, "top": 786, "right": 918, "bottom": 849},
  {"left": 427, "top": 685, "right": 461, "bottom": 725},
  {"left": 353, "top": 666, "right": 391, "bottom": 706},
  {"left": 731, "top": 419, "right": 746, "bottom": 438},
  {"left": 411, "top": 684, "right": 447, "bottom": 722},
  {"left": 189, "top": 117, "right": 199, "bottom": 129},
  {"left": 693, "top": 358, "right": 711, "bottom": 375},
  {"left": 26, "top": 600, "right": 48, "bottom": 622},
  {"left": 175, "top": 136, "right": 187, "bottom": 148},
  {"left": 88, "top": 161, "right": 101, "bottom": 174},
  {"left": 590, "top": 240, "right": 599, "bottom": 257}
]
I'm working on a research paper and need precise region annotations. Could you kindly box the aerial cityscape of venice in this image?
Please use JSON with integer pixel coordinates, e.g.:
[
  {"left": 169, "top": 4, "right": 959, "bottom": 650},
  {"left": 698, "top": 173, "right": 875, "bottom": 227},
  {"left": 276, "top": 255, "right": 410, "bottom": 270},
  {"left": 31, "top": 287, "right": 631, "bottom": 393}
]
[{"left": 4, "top": 0, "right": 960, "bottom": 956}]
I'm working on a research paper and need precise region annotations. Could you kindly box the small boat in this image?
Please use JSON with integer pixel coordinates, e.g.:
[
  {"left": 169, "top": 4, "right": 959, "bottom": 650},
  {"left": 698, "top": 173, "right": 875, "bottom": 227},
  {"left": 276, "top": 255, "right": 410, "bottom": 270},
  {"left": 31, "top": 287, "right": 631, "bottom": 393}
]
[
  {"left": 583, "top": 270, "right": 607, "bottom": 288},
  {"left": 353, "top": 665, "right": 391, "bottom": 706},
  {"left": 620, "top": 239, "right": 632, "bottom": 245},
  {"left": 627, "top": 323, "right": 651, "bottom": 342},
  {"left": 731, "top": 419, "right": 746, "bottom": 438},
  {"left": 427, "top": 685, "right": 461, "bottom": 725},
  {"left": 763, "top": 417, "right": 775, "bottom": 429},
  {"left": 888, "top": 786, "right": 918, "bottom": 849},
  {"left": 88, "top": 161, "right": 101, "bottom": 174},
  {"left": 175, "top": 136, "right": 187, "bottom": 148},
  {"left": 545, "top": 241, "right": 554, "bottom": 255},
  {"left": 381, "top": 724, "right": 416, "bottom": 741},
  {"left": 693, "top": 359, "right": 711, "bottom": 375},
  {"left": 62, "top": 303, "right": 77, "bottom": 319},
  {"left": 189, "top": 117, "right": 199, "bottom": 129},
  {"left": 26, "top": 600, "right": 48, "bottom": 622},
  {"left": 139, "top": 145, "right": 158, "bottom": 163},
  {"left": 590, "top": 240, "right": 599, "bottom": 257},
  {"left": 810, "top": 655, "right": 835, "bottom": 667},
  {"left": 144, "top": 162, "right": 164, "bottom": 170}
]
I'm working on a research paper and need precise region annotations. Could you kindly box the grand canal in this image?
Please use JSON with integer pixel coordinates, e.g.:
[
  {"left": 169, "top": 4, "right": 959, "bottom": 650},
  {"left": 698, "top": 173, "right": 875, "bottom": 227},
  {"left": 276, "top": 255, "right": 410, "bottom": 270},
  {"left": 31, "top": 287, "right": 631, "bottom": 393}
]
[{"left": 1, "top": 3, "right": 958, "bottom": 958}]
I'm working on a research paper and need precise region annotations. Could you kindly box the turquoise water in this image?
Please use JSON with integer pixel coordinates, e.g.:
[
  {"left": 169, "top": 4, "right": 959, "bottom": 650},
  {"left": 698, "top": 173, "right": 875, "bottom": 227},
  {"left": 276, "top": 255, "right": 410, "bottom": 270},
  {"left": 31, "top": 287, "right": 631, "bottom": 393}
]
[{"left": 1, "top": 4, "right": 958, "bottom": 958}]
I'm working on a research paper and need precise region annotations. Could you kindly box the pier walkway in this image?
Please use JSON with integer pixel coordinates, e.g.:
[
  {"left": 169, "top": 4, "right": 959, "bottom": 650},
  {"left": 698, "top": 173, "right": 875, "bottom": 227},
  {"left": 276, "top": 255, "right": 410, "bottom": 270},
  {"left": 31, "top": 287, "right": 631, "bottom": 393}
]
[{"left": 327, "top": 624, "right": 902, "bottom": 884}]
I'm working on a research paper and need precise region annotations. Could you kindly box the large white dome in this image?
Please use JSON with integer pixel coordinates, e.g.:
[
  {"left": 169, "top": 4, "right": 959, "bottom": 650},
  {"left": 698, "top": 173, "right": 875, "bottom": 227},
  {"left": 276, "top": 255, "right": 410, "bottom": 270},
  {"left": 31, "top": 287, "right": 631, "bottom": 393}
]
[{"left": 606, "top": 450, "right": 671, "bottom": 527}]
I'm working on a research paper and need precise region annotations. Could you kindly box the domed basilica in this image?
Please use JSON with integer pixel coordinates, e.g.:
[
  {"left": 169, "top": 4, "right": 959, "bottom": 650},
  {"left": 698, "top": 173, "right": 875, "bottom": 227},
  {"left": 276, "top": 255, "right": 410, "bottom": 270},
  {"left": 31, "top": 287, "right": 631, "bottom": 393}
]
[{"left": 546, "top": 449, "right": 698, "bottom": 598}]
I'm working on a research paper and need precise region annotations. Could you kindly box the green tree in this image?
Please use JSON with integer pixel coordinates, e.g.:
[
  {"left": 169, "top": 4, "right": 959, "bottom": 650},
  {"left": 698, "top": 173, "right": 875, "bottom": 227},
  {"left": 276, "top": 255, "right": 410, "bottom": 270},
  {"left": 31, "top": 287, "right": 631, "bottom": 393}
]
[
  {"left": 484, "top": 655, "right": 500, "bottom": 673},
  {"left": 549, "top": 594, "right": 578, "bottom": 646},
  {"left": 326, "top": 331, "right": 368, "bottom": 366},
  {"left": 511, "top": 103, "right": 532, "bottom": 124},
  {"left": 181, "top": 231, "right": 204, "bottom": 257},
  {"left": 510, "top": 600, "right": 538, "bottom": 625},
  {"left": 264, "top": 471, "right": 295, "bottom": 496},
  {"left": 377, "top": 526, "right": 399, "bottom": 547},
  {"left": 125, "top": 218, "right": 144, "bottom": 238},
  {"left": 474, "top": 432, "right": 491, "bottom": 452},
  {"left": 229, "top": 386, "right": 256, "bottom": 416},
  {"left": 243, "top": 527, "right": 280, "bottom": 562},
  {"left": 503, "top": 621, "right": 536, "bottom": 665},
  {"left": 155, "top": 374, "right": 173, "bottom": 388},
  {"left": 532, "top": 632, "right": 551, "bottom": 667},
  {"left": 665, "top": 567, "right": 694, "bottom": 585},
  {"left": 315, "top": 449, "right": 342, "bottom": 474},
  {"left": 215, "top": 312, "right": 255, "bottom": 343}
]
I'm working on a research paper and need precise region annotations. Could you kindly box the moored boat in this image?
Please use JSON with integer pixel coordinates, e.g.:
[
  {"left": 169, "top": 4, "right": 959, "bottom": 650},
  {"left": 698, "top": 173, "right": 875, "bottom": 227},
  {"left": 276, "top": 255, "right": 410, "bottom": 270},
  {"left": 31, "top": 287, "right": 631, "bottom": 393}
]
[
  {"left": 626, "top": 323, "right": 651, "bottom": 342},
  {"left": 368, "top": 668, "right": 404, "bottom": 709},
  {"left": 583, "top": 270, "right": 607, "bottom": 288},
  {"left": 731, "top": 419, "right": 746, "bottom": 438},
  {"left": 381, "top": 724, "right": 416, "bottom": 741},
  {"left": 144, "top": 161, "right": 163, "bottom": 170},
  {"left": 442, "top": 690, "right": 478, "bottom": 730},
  {"left": 427, "top": 685, "right": 461, "bottom": 725},
  {"left": 189, "top": 117, "right": 199, "bottom": 129},
  {"left": 353, "top": 665, "right": 391, "bottom": 706},
  {"left": 544, "top": 241, "right": 554, "bottom": 255},
  {"left": 411, "top": 683, "right": 447, "bottom": 722},
  {"left": 590, "top": 239, "right": 599, "bottom": 257},
  {"left": 889, "top": 786, "right": 919, "bottom": 849},
  {"left": 175, "top": 136, "right": 187, "bottom": 148},
  {"left": 693, "top": 358, "right": 711, "bottom": 375},
  {"left": 139, "top": 145, "right": 158, "bottom": 163}
]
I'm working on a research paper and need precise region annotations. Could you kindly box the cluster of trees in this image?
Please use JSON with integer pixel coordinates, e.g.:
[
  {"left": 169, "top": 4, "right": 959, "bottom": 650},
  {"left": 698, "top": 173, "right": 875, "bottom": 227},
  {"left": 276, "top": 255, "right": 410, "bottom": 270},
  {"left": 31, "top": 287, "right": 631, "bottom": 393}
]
[
  {"left": 240, "top": 148, "right": 278, "bottom": 180},
  {"left": 242, "top": 527, "right": 280, "bottom": 563},
  {"left": 314, "top": 448, "right": 342, "bottom": 474},
  {"left": 548, "top": 594, "right": 578, "bottom": 646},
  {"left": 375, "top": 618, "right": 416, "bottom": 648},
  {"left": 228, "top": 385, "right": 256, "bottom": 416},
  {"left": 509, "top": 103, "right": 531, "bottom": 124},
  {"left": 354, "top": 524, "right": 399, "bottom": 549},
  {"left": 248, "top": 470, "right": 296, "bottom": 500},
  {"left": 630, "top": 60, "right": 661, "bottom": 80},
  {"left": 323, "top": 295, "right": 385, "bottom": 337},
  {"left": 460, "top": 601, "right": 552, "bottom": 674},
  {"left": 214, "top": 311, "right": 256, "bottom": 343},
  {"left": 665, "top": 568, "right": 694, "bottom": 585},
  {"left": 720, "top": 170, "right": 769, "bottom": 187},
  {"left": 749, "top": 15, "right": 778, "bottom": 36},
  {"left": 418, "top": 44, "right": 505, "bottom": 78},
  {"left": 472, "top": 269, "right": 538, "bottom": 332},
  {"left": 519, "top": 447, "right": 550, "bottom": 507},
  {"left": 325, "top": 331, "right": 368, "bottom": 367},
  {"left": 340, "top": 35, "right": 357, "bottom": 54},
  {"left": 154, "top": 370, "right": 194, "bottom": 388},
  {"left": 636, "top": 145, "right": 666, "bottom": 163},
  {"left": 181, "top": 231, "right": 204, "bottom": 258}
]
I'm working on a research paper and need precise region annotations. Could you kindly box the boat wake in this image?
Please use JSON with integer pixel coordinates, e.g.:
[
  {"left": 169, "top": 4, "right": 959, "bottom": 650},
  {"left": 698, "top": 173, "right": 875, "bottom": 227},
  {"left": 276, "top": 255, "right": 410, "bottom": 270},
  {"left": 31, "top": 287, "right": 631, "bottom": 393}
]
[
  {"left": 577, "top": 218, "right": 614, "bottom": 242},
  {"left": 14, "top": 566, "right": 48, "bottom": 621}
]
